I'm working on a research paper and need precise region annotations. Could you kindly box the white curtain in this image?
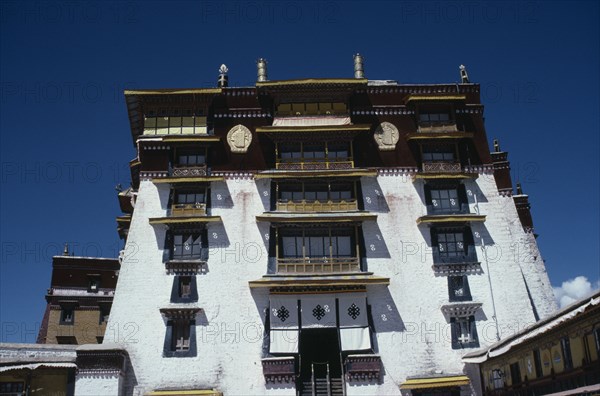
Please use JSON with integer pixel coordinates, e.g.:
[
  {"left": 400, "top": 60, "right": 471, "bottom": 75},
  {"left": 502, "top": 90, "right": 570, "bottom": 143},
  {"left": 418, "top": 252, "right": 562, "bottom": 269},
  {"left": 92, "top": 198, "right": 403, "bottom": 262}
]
[
  {"left": 340, "top": 327, "right": 371, "bottom": 351},
  {"left": 300, "top": 295, "right": 337, "bottom": 328},
  {"left": 269, "top": 296, "right": 299, "bottom": 329},
  {"left": 270, "top": 329, "right": 299, "bottom": 353},
  {"left": 338, "top": 293, "right": 368, "bottom": 328},
  {"left": 272, "top": 116, "right": 351, "bottom": 127}
]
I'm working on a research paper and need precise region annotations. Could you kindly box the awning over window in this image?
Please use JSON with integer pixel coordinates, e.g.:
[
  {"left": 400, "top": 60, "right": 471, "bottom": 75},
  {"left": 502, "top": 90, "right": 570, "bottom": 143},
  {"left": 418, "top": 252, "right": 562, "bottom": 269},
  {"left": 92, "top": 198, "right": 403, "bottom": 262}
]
[
  {"left": 400, "top": 375, "right": 470, "bottom": 389},
  {"left": 340, "top": 327, "right": 371, "bottom": 351},
  {"left": 270, "top": 329, "right": 299, "bottom": 354},
  {"left": 269, "top": 296, "right": 299, "bottom": 329}
]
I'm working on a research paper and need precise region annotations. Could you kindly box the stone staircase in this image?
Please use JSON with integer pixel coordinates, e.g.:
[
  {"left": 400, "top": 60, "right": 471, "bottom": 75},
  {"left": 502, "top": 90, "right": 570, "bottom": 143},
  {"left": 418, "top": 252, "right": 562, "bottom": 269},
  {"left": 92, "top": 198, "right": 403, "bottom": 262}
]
[{"left": 299, "top": 377, "right": 344, "bottom": 396}]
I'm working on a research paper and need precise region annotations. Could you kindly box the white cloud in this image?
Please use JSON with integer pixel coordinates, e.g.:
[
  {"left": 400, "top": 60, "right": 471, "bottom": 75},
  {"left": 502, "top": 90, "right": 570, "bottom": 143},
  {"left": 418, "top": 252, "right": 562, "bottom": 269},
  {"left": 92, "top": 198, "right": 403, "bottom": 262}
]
[{"left": 553, "top": 276, "right": 599, "bottom": 308}]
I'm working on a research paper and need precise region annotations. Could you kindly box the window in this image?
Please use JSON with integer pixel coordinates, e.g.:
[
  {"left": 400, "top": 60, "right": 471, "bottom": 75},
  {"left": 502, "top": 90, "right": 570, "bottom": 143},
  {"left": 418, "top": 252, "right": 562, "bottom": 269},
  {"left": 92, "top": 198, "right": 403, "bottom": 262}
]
[
  {"left": 490, "top": 369, "right": 504, "bottom": 389},
  {"left": 280, "top": 228, "right": 355, "bottom": 259},
  {"left": 172, "top": 320, "right": 191, "bottom": 351},
  {"left": 171, "top": 232, "right": 205, "bottom": 260},
  {"left": 594, "top": 327, "right": 600, "bottom": 354},
  {"left": 143, "top": 110, "right": 207, "bottom": 136},
  {"left": 177, "top": 153, "right": 206, "bottom": 166},
  {"left": 451, "top": 316, "right": 478, "bottom": 349},
  {"left": 419, "top": 112, "right": 451, "bottom": 123},
  {"left": 87, "top": 276, "right": 100, "bottom": 293},
  {"left": 425, "top": 183, "right": 468, "bottom": 215},
  {"left": 432, "top": 227, "right": 477, "bottom": 265},
  {"left": 561, "top": 336, "right": 573, "bottom": 370},
  {"left": 509, "top": 362, "right": 522, "bottom": 385},
  {"left": 448, "top": 276, "right": 472, "bottom": 302},
  {"left": 179, "top": 276, "right": 192, "bottom": 299},
  {"left": 56, "top": 336, "right": 77, "bottom": 345},
  {"left": 533, "top": 348, "right": 543, "bottom": 378},
  {"left": 437, "top": 232, "right": 465, "bottom": 258},
  {"left": 277, "top": 142, "right": 352, "bottom": 162},
  {"left": 0, "top": 382, "right": 24, "bottom": 395},
  {"left": 176, "top": 191, "right": 206, "bottom": 205},
  {"left": 99, "top": 305, "right": 110, "bottom": 324},
  {"left": 60, "top": 308, "right": 74, "bottom": 325},
  {"left": 422, "top": 145, "right": 455, "bottom": 162},
  {"left": 278, "top": 181, "right": 354, "bottom": 202}
]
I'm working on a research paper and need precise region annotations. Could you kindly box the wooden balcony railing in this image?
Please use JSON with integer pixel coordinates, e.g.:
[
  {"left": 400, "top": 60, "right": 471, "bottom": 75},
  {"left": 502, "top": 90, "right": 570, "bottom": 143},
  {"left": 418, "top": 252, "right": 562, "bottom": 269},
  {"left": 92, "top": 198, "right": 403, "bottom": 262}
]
[
  {"left": 276, "top": 158, "right": 353, "bottom": 170},
  {"left": 276, "top": 199, "right": 358, "bottom": 212},
  {"left": 417, "top": 121, "right": 458, "bottom": 133},
  {"left": 170, "top": 164, "right": 208, "bottom": 177},
  {"left": 170, "top": 203, "right": 207, "bottom": 217},
  {"left": 422, "top": 161, "right": 462, "bottom": 173},
  {"left": 277, "top": 257, "right": 360, "bottom": 274}
]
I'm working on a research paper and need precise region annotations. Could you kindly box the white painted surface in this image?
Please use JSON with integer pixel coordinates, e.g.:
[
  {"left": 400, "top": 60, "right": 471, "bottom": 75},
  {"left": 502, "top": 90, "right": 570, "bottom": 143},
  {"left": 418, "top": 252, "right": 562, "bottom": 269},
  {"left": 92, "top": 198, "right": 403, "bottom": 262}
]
[{"left": 100, "top": 171, "right": 557, "bottom": 395}]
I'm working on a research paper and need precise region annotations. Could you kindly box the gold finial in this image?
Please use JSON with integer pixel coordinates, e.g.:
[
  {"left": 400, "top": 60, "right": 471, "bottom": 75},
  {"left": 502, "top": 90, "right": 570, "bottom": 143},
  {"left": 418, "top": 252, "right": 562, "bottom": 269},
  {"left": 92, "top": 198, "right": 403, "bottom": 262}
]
[
  {"left": 63, "top": 243, "right": 69, "bottom": 256},
  {"left": 493, "top": 139, "right": 500, "bottom": 152}
]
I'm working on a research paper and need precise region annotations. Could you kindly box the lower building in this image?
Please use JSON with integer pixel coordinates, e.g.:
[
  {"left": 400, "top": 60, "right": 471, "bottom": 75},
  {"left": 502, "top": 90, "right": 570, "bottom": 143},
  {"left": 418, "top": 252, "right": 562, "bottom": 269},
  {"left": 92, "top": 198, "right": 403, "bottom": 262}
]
[
  {"left": 0, "top": 343, "right": 77, "bottom": 395},
  {"left": 463, "top": 291, "right": 600, "bottom": 395},
  {"left": 37, "top": 253, "right": 119, "bottom": 345}
]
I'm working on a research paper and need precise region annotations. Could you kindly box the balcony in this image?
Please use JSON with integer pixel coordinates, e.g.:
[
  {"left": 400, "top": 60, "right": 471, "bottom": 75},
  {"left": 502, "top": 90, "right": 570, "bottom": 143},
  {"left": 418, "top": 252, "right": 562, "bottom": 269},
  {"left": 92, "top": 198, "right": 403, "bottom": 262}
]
[
  {"left": 422, "top": 161, "right": 462, "bottom": 173},
  {"left": 417, "top": 121, "right": 458, "bottom": 134},
  {"left": 276, "top": 257, "right": 360, "bottom": 274},
  {"left": 276, "top": 158, "right": 353, "bottom": 171},
  {"left": 170, "top": 203, "right": 207, "bottom": 217},
  {"left": 171, "top": 164, "right": 208, "bottom": 177},
  {"left": 276, "top": 199, "right": 358, "bottom": 213}
]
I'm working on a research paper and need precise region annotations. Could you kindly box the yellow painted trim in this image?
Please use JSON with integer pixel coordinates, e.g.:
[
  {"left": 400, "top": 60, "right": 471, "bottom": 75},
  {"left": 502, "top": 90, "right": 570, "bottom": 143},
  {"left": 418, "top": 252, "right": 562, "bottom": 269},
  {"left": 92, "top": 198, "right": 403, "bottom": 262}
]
[
  {"left": 161, "top": 136, "right": 221, "bottom": 143},
  {"left": 153, "top": 176, "right": 225, "bottom": 184},
  {"left": 416, "top": 215, "right": 486, "bottom": 224},
  {"left": 413, "top": 173, "right": 478, "bottom": 180},
  {"left": 125, "top": 88, "right": 222, "bottom": 95},
  {"left": 249, "top": 276, "right": 390, "bottom": 288},
  {"left": 116, "top": 216, "right": 131, "bottom": 224},
  {"left": 149, "top": 216, "right": 222, "bottom": 225},
  {"left": 255, "top": 169, "right": 377, "bottom": 179},
  {"left": 146, "top": 391, "right": 222, "bottom": 396},
  {"left": 406, "top": 95, "right": 467, "bottom": 102},
  {"left": 256, "top": 78, "right": 367, "bottom": 87},
  {"left": 400, "top": 375, "right": 470, "bottom": 389},
  {"left": 406, "top": 132, "right": 474, "bottom": 140},
  {"left": 256, "top": 124, "right": 371, "bottom": 133},
  {"left": 257, "top": 213, "right": 377, "bottom": 223},
  {"left": 129, "top": 160, "right": 141, "bottom": 167}
]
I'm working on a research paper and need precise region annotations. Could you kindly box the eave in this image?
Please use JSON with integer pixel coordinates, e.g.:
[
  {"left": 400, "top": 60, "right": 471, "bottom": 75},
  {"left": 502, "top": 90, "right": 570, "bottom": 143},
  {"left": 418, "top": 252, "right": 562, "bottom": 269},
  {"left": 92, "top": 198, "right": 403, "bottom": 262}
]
[
  {"left": 149, "top": 216, "right": 222, "bottom": 225},
  {"left": 416, "top": 214, "right": 486, "bottom": 225},
  {"left": 256, "top": 78, "right": 368, "bottom": 88},
  {"left": 152, "top": 176, "right": 225, "bottom": 184},
  {"left": 257, "top": 212, "right": 376, "bottom": 223},
  {"left": 159, "top": 135, "right": 221, "bottom": 143},
  {"left": 125, "top": 88, "right": 222, "bottom": 95},
  {"left": 413, "top": 173, "right": 478, "bottom": 180},
  {"left": 255, "top": 124, "right": 371, "bottom": 133},
  {"left": 405, "top": 94, "right": 467, "bottom": 103},
  {"left": 406, "top": 132, "right": 474, "bottom": 140},
  {"left": 249, "top": 273, "right": 390, "bottom": 288},
  {"left": 255, "top": 169, "right": 377, "bottom": 179},
  {"left": 400, "top": 375, "right": 470, "bottom": 389}
]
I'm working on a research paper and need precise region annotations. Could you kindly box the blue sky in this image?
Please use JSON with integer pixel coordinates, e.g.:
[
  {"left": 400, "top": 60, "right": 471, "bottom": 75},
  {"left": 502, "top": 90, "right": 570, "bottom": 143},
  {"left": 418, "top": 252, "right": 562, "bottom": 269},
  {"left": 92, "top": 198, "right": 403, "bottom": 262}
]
[{"left": 1, "top": 1, "right": 598, "bottom": 343}]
